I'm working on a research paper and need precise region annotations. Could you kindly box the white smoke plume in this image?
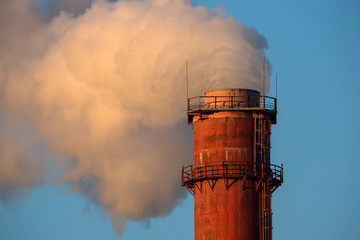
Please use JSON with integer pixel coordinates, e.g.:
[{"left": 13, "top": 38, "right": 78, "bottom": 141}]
[{"left": 0, "top": 0, "right": 270, "bottom": 235}]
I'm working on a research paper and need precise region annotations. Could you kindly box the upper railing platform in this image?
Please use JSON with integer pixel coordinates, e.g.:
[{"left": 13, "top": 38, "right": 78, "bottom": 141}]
[{"left": 187, "top": 95, "right": 277, "bottom": 124}]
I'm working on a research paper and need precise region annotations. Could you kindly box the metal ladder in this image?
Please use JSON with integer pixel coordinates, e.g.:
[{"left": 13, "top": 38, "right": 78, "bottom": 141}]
[
  {"left": 261, "top": 181, "right": 272, "bottom": 240},
  {"left": 254, "top": 115, "right": 272, "bottom": 240}
]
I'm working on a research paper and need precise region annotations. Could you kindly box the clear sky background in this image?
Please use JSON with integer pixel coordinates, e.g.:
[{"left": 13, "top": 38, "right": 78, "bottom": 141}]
[{"left": 1, "top": 0, "right": 360, "bottom": 239}]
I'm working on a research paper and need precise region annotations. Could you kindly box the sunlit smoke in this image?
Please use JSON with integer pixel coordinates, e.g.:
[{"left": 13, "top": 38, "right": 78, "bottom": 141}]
[{"left": 0, "top": 0, "right": 270, "bottom": 234}]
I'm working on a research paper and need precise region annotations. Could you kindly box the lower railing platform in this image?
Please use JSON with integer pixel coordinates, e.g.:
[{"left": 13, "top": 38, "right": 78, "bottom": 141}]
[{"left": 182, "top": 161, "right": 283, "bottom": 195}]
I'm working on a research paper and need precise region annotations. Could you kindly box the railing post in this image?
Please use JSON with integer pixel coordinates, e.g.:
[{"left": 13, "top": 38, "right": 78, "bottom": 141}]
[
  {"left": 205, "top": 163, "right": 207, "bottom": 178},
  {"left": 182, "top": 166, "right": 184, "bottom": 183},
  {"left": 191, "top": 165, "right": 193, "bottom": 179},
  {"left": 223, "top": 162, "right": 225, "bottom": 178},
  {"left": 215, "top": 96, "right": 217, "bottom": 108}
]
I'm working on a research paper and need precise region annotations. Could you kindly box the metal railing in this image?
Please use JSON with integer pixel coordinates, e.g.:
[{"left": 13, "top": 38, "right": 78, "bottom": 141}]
[
  {"left": 182, "top": 161, "right": 283, "bottom": 185},
  {"left": 187, "top": 95, "right": 276, "bottom": 113}
]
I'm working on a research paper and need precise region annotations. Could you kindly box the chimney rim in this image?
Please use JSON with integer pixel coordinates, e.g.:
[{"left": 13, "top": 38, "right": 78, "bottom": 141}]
[{"left": 204, "top": 88, "right": 260, "bottom": 96}]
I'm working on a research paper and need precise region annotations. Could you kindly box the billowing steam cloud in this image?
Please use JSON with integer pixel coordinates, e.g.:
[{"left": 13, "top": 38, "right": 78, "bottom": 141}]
[{"left": 0, "top": 0, "right": 270, "bottom": 235}]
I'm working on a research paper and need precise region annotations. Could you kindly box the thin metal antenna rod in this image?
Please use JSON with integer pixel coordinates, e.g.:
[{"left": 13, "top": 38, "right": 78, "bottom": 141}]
[
  {"left": 263, "top": 56, "right": 266, "bottom": 96},
  {"left": 186, "top": 62, "right": 189, "bottom": 100},
  {"left": 201, "top": 72, "right": 203, "bottom": 96},
  {"left": 276, "top": 72, "right": 277, "bottom": 98}
]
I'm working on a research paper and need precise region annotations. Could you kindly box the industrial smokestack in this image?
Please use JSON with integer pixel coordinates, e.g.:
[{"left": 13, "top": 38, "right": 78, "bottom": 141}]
[
  {"left": 183, "top": 88, "right": 282, "bottom": 240},
  {"left": 0, "top": 0, "right": 271, "bottom": 235}
]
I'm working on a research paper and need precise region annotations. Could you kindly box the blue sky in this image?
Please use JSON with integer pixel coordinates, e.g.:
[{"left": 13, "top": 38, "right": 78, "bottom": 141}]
[{"left": 1, "top": 0, "right": 360, "bottom": 239}]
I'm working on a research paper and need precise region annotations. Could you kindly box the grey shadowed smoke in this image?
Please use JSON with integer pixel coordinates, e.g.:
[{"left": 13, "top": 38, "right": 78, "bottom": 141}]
[{"left": 0, "top": 0, "right": 270, "bottom": 235}]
